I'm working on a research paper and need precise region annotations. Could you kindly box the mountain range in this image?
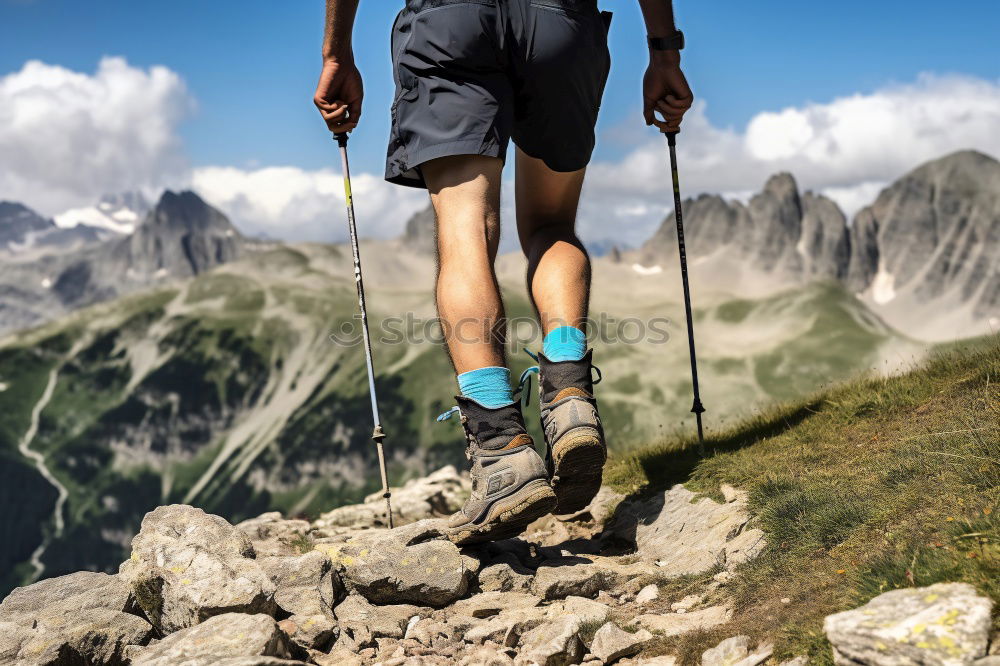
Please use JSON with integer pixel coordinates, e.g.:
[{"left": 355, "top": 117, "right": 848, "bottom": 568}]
[
  {"left": 0, "top": 191, "right": 245, "bottom": 335},
  {"left": 634, "top": 150, "right": 1000, "bottom": 340},
  {"left": 0, "top": 149, "right": 996, "bottom": 596}
]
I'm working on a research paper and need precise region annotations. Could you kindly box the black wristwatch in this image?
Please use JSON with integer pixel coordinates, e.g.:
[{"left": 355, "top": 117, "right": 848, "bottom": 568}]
[{"left": 647, "top": 31, "right": 685, "bottom": 51}]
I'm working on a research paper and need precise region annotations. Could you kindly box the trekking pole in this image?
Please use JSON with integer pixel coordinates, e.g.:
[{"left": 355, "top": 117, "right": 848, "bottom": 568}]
[
  {"left": 665, "top": 132, "right": 706, "bottom": 453},
  {"left": 334, "top": 132, "right": 394, "bottom": 529}
]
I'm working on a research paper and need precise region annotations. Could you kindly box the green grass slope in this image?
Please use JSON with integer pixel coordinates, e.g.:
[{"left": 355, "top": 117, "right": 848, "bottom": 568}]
[{"left": 605, "top": 335, "right": 1000, "bottom": 664}]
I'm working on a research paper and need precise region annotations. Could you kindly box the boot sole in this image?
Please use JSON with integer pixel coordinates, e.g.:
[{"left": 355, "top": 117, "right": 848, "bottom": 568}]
[
  {"left": 447, "top": 479, "right": 557, "bottom": 546},
  {"left": 550, "top": 429, "right": 606, "bottom": 514}
]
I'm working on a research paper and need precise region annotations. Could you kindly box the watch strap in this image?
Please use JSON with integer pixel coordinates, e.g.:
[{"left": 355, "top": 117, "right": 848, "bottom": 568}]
[{"left": 647, "top": 31, "right": 685, "bottom": 51}]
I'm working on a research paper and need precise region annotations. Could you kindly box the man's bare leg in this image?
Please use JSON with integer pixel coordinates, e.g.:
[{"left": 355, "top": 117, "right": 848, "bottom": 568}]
[
  {"left": 515, "top": 147, "right": 605, "bottom": 514},
  {"left": 422, "top": 153, "right": 557, "bottom": 544},
  {"left": 423, "top": 155, "right": 505, "bottom": 374},
  {"left": 515, "top": 148, "right": 590, "bottom": 332}
]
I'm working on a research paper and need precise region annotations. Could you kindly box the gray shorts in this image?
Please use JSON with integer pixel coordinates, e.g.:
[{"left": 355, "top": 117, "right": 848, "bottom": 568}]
[{"left": 385, "top": 0, "right": 612, "bottom": 189}]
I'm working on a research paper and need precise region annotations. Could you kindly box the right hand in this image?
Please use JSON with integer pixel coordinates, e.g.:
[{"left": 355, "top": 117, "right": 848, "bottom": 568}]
[
  {"left": 314, "top": 57, "right": 364, "bottom": 134},
  {"left": 642, "top": 50, "right": 693, "bottom": 133}
]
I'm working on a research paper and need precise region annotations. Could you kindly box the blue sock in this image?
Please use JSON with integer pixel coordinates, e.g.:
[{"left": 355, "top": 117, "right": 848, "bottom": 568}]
[
  {"left": 457, "top": 366, "right": 514, "bottom": 408},
  {"left": 543, "top": 326, "right": 587, "bottom": 362}
]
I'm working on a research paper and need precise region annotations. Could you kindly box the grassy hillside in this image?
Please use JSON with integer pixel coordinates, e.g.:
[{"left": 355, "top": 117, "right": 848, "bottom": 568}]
[{"left": 605, "top": 335, "right": 1000, "bottom": 663}]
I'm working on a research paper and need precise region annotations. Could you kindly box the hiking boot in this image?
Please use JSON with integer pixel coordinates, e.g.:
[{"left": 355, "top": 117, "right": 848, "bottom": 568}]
[
  {"left": 442, "top": 396, "right": 557, "bottom": 545},
  {"left": 536, "top": 350, "right": 606, "bottom": 514}
]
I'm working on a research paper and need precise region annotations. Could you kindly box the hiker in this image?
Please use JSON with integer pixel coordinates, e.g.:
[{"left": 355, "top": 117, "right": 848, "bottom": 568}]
[{"left": 315, "top": 0, "right": 692, "bottom": 543}]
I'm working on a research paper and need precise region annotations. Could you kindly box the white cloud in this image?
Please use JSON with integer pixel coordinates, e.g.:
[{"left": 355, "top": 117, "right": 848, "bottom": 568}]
[
  {"left": 3, "top": 58, "right": 998, "bottom": 250},
  {"left": 0, "top": 57, "right": 191, "bottom": 214},
  {"left": 580, "top": 73, "right": 1000, "bottom": 247},
  {"left": 190, "top": 165, "right": 427, "bottom": 241}
]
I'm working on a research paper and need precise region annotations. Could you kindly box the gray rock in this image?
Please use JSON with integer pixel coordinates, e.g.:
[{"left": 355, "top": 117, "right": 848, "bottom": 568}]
[
  {"left": 516, "top": 616, "right": 585, "bottom": 666},
  {"left": 635, "top": 584, "right": 659, "bottom": 605},
  {"left": 119, "top": 504, "right": 277, "bottom": 634},
  {"left": 196, "top": 655, "right": 303, "bottom": 664},
  {"left": 131, "top": 613, "right": 302, "bottom": 665},
  {"left": 311, "top": 647, "right": 366, "bottom": 666},
  {"left": 610, "top": 484, "right": 765, "bottom": 576},
  {"left": 259, "top": 551, "right": 341, "bottom": 650},
  {"left": 824, "top": 582, "right": 993, "bottom": 666},
  {"left": 530, "top": 557, "right": 619, "bottom": 601},
  {"left": 312, "top": 465, "right": 469, "bottom": 532},
  {"left": 556, "top": 596, "right": 612, "bottom": 626},
  {"left": 458, "top": 643, "right": 516, "bottom": 665},
  {"left": 701, "top": 635, "right": 773, "bottom": 666},
  {"left": 237, "top": 512, "right": 313, "bottom": 557},
  {"left": 478, "top": 554, "right": 535, "bottom": 593},
  {"left": 333, "top": 593, "right": 424, "bottom": 648},
  {"left": 777, "top": 658, "right": 809, "bottom": 666},
  {"left": 0, "top": 571, "right": 152, "bottom": 665},
  {"left": 635, "top": 606, "right": 732, "bottom": 638},
  {"left": 671, "top": 594, "right": 703, "bottom": 612},
  {"left": 590, "top": 622, "right": 653, "bottom": 663},
  {"left": 313, "top": 520, "right": 469, "bottom": 606},
  {"left": 465, "top": 607, "right": 551, "bottom": 646},
  {"left": 451, "top": 591, "right": 542, "bottom": 618}
]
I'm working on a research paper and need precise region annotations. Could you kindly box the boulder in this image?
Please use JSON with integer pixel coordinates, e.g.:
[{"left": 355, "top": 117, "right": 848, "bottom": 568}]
[
  {"left": 531, "top": 556, "right": 652, "bottom": 601},
  {"left": 465, "top": 607, "right": 551, "bottom": 646},
  {"left": 458, "top": 643, "right": 516, "bottom": 665},
  {"left": 589, "top": 622, "right": 653, "bottom": 663},
  {"left": 334, "top": 593, "right": 425, "bottom": 648},
  {"left": 451, "top": 591, "right": 542, "bottom": 619},
  {"left": 635, "top": 584, "right": 659, "bottom": 605},
  {"left": 635, "top": 606, "right": 732, "bottom": 638},
  {"left": 259, "top": 551, "right": 342, "bottom": 650},
  {"left": 0, "top": 571, "right": 152, "bottom": 665},
  {"left": 672, "top": 594, "right": 703, "bottom": 612},
  {"left": 610, "top": 484, "right": 765, "bottom": 576},
  {"left": 478, "top": 554, "right": 535, "bottom": 593},
  {"left": 119, "top": 504, "right": 277, "bottom": 633},
  {"left": 515, "top": 616, "right": 585, "bottom": 666},
  {"left": 312, "top": 466, "right": 469, "bottom": 532},
  {"left": 823, "top": 582, "right": 993, "bottom": 666},
  {"left": 556, "top": 596, "right": 611, "bottom": 625},
  {"left": 130, "top": 613, "right": 303, "bottom": 665},
  {"left": 618, "top": 657, "right": 678, "bottom": 666},
  {"left": 237, "top": 512, "right": 313, "bottom": 557},
  {"left": 314, "top": 520, "right": 470, "bottom": 606},
  {"left": 700, "top": 635, "right": 773, "bottom": 666}
]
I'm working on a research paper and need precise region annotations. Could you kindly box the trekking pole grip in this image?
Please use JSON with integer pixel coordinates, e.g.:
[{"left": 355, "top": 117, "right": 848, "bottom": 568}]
[
  {"left": 666, "top": 131, "right": 677, "bottom": 147},
  {"left": 334, "top": 132, "right": 349, "bottom": 147}
]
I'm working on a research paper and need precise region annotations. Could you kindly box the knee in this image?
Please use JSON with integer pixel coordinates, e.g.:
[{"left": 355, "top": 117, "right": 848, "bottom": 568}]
[{"left": 521, "top": 223, "right": 585, "bottom": 260}]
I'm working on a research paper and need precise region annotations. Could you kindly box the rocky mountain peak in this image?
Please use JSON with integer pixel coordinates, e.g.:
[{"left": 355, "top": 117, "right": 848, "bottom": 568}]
[
  {"left": 401, "top": 204, "right": 436, "bottom": 254},
  {"left": 761, "top": 171, "right": 800, "bottom": 201},
  {"left": 847, "top": 149, "right": 1000, "bottom": 333},
  {"left": 0, "top": 201, "right": 53, "bottom": 248},
  {"left": 145, "top": 190, "right": 238, "bottom": 236}
]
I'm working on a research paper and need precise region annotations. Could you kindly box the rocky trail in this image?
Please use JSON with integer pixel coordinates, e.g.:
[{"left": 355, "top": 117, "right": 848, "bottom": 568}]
[{"left": 1, "top": 466, "right": 995, "bottom": 666}]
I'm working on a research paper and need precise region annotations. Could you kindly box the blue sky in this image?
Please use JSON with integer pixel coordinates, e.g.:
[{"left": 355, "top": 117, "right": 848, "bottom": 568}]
[
  {"left": 4, "top": 0, "right": 998, "bottom": 174},
  {"left": 2, "top": 0, "right": 999, "bottom": 244}
]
